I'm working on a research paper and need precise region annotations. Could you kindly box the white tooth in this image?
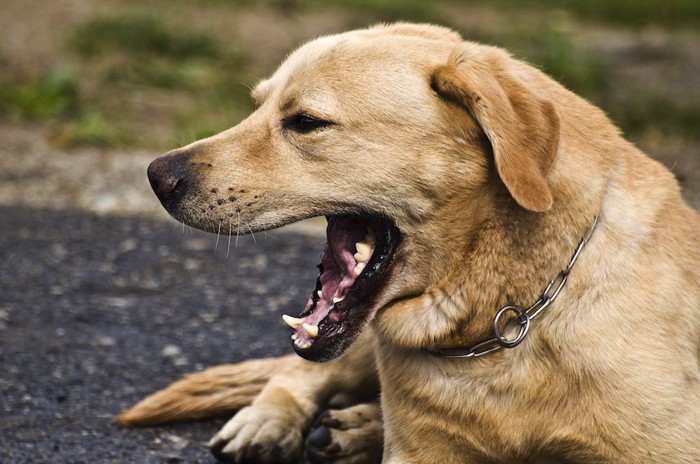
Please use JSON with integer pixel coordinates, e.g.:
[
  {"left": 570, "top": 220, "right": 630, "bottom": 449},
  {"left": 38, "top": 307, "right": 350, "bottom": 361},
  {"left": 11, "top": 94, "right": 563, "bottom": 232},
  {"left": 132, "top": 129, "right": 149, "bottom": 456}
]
[
  {"left": 353, "top": 262, "right": 366, "bottom": 276},
  {"left": 294, "top": 338, "right": 312, "bottom": 349},
  {"left": 291, "top": 333, "right": 298, "bottom": 341},
  {"left": 354, "top": 241, "right": 372, "bottom": 262},
  {"left": 282, "top": 314, "right": 304, "bottom": 329},
  {"left": 302, "top": 323, "right": 319, "bottom": 338},
  {"left": 333, "top": 296, "right": 344, "bottom": 303},
  {"left": 317, "top": 290, "right": 323, "bottom": 298}
]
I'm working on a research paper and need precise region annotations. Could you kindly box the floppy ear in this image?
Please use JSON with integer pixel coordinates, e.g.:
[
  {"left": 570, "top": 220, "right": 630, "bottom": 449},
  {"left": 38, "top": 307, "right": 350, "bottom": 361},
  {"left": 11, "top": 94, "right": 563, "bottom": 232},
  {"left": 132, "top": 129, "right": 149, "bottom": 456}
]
[{"left": 432, "top": 46, "right": 560, "bottom": 212}]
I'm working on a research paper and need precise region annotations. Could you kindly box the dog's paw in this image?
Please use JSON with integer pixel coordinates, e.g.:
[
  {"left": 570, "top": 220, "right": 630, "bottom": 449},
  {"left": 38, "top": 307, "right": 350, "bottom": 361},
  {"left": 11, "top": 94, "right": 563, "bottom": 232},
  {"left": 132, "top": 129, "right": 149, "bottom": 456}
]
[
  {"left": 305, "top": 403, "right": 383, "bottom": 464},
  {"left": 208, "top": 405, "right": 303, "bottom": 463}
]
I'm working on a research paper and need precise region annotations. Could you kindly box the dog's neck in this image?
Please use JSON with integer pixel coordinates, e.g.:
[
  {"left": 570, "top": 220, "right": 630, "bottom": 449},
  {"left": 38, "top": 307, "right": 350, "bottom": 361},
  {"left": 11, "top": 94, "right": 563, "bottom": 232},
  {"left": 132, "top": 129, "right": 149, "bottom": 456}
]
[
  {"left": 426, "top": 215, "right": 599, "bottom": 358},
  {"left": 372, "top": 192, "right": 601, "bottom": 355}
]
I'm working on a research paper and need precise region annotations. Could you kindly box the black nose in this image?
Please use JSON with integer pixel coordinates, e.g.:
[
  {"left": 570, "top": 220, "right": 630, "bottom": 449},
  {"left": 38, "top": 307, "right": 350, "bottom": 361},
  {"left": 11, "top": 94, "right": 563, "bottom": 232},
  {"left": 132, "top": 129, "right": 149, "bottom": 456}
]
[{"left": 147, "top": 155, "right": 187, "bottom": 205}]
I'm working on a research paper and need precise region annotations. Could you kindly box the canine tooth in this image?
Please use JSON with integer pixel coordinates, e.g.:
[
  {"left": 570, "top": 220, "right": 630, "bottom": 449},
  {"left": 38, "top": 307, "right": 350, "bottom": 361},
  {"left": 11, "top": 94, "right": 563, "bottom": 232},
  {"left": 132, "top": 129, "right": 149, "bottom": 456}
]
[
  {"left": 282, "top": 314, "right": 304, "bottom": 329},
  {"left": 354, "top": 241, "right": 372, "bottom": 262},
  {"left": 332, "top": 296, "right": 344, "bottom": 303},
  {"left": 353, "top": 262, "right": 366, "bottom": 276},
  {"left": 302, "top": 323, "right": 319, "bottom": 338}
]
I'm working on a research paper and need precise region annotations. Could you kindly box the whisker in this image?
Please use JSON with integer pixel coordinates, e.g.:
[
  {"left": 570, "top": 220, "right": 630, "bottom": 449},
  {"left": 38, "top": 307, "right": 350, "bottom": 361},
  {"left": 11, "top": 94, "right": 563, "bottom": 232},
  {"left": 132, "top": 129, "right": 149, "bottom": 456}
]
[
  {"left": 247, "top": 222, "right": 257, "bottom": 245},
  {"left": 235, "top": 213, "right": 241, "bottom": 248},
  {"left": 227, "top": 219, "right": 233, "bottom": 259},
  {"left": 215, "top": 221, "right": 222, "bottom": 251}
]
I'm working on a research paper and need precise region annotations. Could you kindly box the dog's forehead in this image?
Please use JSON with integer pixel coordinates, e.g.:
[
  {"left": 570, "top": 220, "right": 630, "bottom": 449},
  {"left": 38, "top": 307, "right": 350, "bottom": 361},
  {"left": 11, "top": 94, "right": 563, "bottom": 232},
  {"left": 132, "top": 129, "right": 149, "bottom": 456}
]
[
  {"left": 253, "top": 29, "right": 453, "bottom": 106},
  {"left": 252, "top": 34, "right": 351, "bottom": 102}
]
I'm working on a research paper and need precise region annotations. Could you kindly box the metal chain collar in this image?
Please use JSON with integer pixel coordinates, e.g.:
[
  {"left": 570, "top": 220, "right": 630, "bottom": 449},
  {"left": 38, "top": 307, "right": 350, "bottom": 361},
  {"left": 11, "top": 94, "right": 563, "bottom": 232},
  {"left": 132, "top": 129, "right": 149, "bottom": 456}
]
[{"left": 429, "top": 215, "right": 599, "bottom": 359}]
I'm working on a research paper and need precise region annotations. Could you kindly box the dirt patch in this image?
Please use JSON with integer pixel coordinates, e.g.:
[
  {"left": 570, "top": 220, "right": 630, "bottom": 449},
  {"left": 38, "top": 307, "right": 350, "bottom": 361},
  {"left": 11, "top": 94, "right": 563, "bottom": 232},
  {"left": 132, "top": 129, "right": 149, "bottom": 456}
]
[{"left": 0, "top": 124, "right": 159, "bottom": 216}]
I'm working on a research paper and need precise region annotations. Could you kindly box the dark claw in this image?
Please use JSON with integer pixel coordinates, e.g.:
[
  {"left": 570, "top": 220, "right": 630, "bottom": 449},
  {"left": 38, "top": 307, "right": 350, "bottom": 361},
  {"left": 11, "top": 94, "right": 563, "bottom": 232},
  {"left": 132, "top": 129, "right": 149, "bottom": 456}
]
[
  {"left": 307, "top": 425, "right": 332, "bottom": 449},
  {"left": 209, "top": 440, "right": 230, "bottom": 463},
  {"left": 268, "top": 446, "right": 281, "bottom": 462},
  {"left": 306, "top": 424, "right": 342, "bottom": 463},
  {"left": 235, "top": 445, "right": 264, "bottom": 464}
]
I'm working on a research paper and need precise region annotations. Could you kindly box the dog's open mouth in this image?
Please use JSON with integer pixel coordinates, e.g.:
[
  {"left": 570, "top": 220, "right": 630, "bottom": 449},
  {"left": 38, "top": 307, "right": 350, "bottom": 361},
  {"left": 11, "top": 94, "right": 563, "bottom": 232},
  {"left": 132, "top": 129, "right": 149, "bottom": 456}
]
[{"left": 282, "top": 215, "right": 401, "bottom": 362}]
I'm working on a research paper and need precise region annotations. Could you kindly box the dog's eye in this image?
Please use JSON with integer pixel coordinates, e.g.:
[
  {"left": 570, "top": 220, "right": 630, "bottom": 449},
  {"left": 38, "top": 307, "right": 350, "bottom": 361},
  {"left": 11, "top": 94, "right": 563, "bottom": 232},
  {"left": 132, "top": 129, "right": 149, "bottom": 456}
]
[{"left": 283, "top": 114, "right": 333, "bottom": 134}]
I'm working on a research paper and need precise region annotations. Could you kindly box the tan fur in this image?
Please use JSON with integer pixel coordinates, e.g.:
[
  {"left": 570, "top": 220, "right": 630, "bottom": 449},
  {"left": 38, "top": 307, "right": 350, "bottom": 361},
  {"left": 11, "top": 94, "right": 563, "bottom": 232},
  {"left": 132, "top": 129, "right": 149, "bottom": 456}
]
[
  {"left": 116, "top": 357, "right": 288, "bottom": 425},
  {"left": 121, "top": 23, "right": 700, "bottom": 463}
]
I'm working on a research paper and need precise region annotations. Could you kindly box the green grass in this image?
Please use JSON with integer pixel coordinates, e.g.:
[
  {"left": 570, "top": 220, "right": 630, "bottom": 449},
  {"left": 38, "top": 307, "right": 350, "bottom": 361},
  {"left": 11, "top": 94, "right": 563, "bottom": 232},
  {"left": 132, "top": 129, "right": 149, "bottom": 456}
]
[
  {"left": 72, "top": 15, "right": 221, "bottom": 59},
  {"left": 611, "top": 95, "right": 700, "bottom": 140},
  {"left": 472, "top": 0, "right": 700, "bottom": 27},
  {"left": 305, "top": 0, "right": 445, "bottom": 22},
  {"left": 0, "top": 70, "right": 80, "bottom": 121},
  {"left": 36, "top": 13, "right": 251, "bottom": 148},
  {"left": 49, "top": 111, "right": 135, "bottom": 148},
  {"left": 471, "top": 18, "right": 612, "bottom": 100},
  {"left": 1, "top": 2, "right": 697, "bottom": 148},
  {"left": 199, "top": 0, "right": 700, "bottom": 27}
]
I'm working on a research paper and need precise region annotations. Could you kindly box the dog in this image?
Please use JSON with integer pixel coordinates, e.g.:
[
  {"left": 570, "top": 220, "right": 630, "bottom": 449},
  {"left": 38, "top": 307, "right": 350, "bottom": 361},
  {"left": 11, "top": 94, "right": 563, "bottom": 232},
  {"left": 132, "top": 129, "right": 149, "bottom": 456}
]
[{"left": 118, "top": 23, "right": 700, "bottom": 463}]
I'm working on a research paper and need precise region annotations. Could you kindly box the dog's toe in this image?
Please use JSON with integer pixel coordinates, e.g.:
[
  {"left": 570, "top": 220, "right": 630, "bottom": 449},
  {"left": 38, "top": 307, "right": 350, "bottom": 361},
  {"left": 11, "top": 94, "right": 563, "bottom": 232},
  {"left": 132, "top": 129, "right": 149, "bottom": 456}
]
[
  {"left": 305, "top": 403, "right": 382, "bottom": 464},
  {"left": 208, "top": 405, "right": 304, "bottom": 463}
]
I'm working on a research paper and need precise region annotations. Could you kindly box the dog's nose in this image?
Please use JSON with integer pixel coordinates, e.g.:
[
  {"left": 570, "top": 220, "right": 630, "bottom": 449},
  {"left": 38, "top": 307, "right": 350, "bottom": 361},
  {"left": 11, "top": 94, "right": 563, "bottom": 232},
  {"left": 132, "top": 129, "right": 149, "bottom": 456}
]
[{"left": 147, "top": 155, "right": 186, "bottom": 204}]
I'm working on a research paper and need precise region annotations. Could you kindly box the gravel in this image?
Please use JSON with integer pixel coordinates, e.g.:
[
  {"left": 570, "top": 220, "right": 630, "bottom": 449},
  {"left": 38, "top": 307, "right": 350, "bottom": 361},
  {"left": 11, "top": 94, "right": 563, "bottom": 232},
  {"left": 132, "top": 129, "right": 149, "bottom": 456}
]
[
  {"left": 0, "top": 205, "right": 324, "bottom": 463},
  {"left": 0, "top": 126, "right": 325, "bottom": 463}
]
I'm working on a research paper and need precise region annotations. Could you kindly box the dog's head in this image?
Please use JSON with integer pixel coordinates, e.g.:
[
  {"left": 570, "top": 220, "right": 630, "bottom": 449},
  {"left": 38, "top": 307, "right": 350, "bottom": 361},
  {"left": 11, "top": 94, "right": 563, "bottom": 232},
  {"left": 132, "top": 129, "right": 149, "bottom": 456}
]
[{"left": 147, "top": 23, "right": 561, "bottom": 361}]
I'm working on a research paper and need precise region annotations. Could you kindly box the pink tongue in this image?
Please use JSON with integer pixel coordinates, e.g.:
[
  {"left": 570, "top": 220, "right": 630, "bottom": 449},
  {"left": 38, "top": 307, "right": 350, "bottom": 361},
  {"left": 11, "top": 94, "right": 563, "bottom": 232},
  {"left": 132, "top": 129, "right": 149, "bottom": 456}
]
[{"left": 295, "top": 218, "right": 368, "bottom": 341}]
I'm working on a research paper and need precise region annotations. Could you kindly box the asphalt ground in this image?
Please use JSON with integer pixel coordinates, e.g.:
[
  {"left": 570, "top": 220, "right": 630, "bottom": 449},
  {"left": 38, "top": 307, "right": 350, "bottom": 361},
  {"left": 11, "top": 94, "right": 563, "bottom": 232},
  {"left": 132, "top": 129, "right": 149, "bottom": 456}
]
[{"left": 0, "top": 205, "right": 323, "bottom": 463}]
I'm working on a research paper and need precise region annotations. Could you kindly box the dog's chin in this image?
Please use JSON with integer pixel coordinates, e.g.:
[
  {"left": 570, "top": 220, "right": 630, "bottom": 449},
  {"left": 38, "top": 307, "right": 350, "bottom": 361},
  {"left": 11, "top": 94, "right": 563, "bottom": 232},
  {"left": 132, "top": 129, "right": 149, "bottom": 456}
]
[{"left": 287, "top": 214, "right": 402, "bottom": 362}]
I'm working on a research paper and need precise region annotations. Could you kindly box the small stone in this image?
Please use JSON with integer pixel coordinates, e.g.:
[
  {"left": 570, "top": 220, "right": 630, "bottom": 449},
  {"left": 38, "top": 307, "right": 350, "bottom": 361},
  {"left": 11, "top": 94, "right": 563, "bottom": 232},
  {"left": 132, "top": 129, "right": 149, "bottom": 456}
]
[{"left": 161, "top": 345, "right": 181, "bottom": 358}]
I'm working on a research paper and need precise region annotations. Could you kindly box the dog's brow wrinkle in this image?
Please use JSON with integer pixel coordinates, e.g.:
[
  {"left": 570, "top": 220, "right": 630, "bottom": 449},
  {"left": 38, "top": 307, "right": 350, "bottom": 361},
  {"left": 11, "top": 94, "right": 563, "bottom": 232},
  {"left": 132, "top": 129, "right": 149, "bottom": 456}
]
[{"left": 281, "top": 98, "right": 297, "bottom": 112}]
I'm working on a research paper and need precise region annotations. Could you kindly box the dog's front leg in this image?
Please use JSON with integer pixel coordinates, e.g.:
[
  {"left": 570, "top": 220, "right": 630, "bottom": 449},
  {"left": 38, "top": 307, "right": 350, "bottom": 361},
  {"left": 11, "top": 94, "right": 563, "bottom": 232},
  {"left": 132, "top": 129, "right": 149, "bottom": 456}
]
[{"left": 209, "top": 330, "right": 379, "bottom": 463}]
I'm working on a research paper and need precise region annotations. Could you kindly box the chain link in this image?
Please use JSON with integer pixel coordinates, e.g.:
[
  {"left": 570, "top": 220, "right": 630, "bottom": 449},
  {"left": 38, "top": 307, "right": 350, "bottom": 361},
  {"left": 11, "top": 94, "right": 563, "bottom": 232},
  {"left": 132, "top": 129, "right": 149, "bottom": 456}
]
[{"left": 431, "top": 215, "right": 599, "bottom": 359}]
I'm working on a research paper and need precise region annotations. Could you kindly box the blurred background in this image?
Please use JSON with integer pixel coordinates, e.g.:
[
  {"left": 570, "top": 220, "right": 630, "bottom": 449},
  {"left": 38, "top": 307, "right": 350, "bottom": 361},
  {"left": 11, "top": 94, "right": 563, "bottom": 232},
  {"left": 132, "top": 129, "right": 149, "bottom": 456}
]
[
  {"left": 1, "top": 0, "right": 699, "bottom": 210},
  {"left": 0, "top": 1, "right": 698, "bottom": 463}
]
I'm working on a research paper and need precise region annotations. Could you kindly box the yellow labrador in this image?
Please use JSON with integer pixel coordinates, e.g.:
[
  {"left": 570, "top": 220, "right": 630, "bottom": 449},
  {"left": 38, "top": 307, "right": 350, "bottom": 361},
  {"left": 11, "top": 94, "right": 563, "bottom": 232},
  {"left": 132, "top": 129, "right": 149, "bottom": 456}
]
[{"left": 119, "top": 23, "right": 700, "bottom": 463}]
